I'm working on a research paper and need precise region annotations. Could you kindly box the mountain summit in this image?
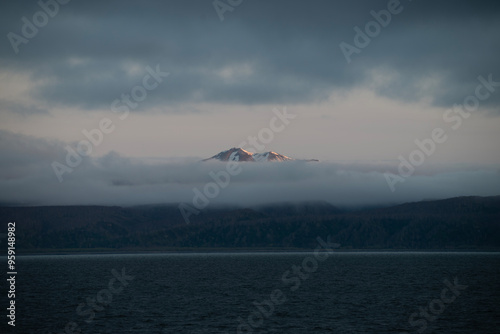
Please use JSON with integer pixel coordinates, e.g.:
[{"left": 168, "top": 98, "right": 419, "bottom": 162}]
[{"left": 203, "top": 147, "right": 318, "bottom": 162}]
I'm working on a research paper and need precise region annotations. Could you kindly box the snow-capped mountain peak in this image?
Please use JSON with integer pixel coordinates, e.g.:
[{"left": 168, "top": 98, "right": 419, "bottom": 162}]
[
  {"left": 203, "top": 147, "right": 255, "bottom": 162},
  {"left": 202, "top": 148, "right": 316, "bottom": 162},
  {"left": 253, "top": 151, "right": 292, "bottom": 162}
]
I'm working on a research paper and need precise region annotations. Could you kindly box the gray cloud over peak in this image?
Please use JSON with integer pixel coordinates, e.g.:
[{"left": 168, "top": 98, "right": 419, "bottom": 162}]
[{"left": 1, "top": 0, "right": 499, "bottom": 113}]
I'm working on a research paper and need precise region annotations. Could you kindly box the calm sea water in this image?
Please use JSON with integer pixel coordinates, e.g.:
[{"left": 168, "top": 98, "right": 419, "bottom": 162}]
[{"left": 6, "top": 252, "right": 500, "bottom": 333}]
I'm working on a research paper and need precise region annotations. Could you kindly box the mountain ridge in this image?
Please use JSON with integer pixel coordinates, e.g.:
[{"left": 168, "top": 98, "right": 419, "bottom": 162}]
[
  {"left": 2, "top": 196, "right": 500, "bottom": 252},
  {"left": 202, "top": 147, "right": 318, "bottom": 162}
]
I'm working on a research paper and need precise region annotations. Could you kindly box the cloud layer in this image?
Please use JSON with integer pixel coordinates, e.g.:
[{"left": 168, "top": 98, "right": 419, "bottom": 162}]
[
  {"left": 1, "top": 0, "right": 499, "bottom": 114},
  {"left": 1, "top": 130, "right": 499, "bottom": 208}
]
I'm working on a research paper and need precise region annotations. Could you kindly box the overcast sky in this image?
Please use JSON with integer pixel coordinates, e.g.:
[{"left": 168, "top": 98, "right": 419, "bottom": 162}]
[{"left": 0, "top": 0, "right": 499, "bottom": 206}]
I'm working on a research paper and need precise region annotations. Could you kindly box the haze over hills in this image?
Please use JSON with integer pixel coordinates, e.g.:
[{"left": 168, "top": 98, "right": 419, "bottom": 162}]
[
  {"left": 202, "top": 147, "right": 318, "bottom": 162},
  {"left": 3, "top": 196, "right": 499, "bottom": 252}
]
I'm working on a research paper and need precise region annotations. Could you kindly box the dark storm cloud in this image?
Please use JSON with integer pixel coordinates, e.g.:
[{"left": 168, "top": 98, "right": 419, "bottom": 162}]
[
  {"left": 1, "top": 0, "right": 499, "bottom": 112},
  {"left": 1, "top": 130, "right": 499, "bottom": 207}
]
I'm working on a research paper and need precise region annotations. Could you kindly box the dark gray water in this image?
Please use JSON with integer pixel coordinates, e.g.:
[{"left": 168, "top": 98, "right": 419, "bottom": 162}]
[{"left": 6, "top": 252, "right": 500, "bottom": 333}]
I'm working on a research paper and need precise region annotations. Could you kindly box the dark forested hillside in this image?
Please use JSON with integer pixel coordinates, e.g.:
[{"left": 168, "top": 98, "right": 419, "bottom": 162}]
[{"left": 2, "top": 196, "right": 499, "bottom": 252}]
